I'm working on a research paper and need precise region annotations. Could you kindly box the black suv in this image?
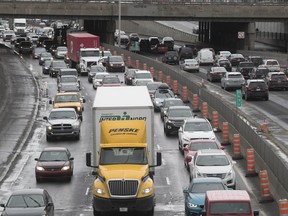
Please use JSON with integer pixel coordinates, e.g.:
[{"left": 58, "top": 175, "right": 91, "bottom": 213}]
[
  {"left": 242, "top": 79, "right": 269, "bottom": 101},
  {"left": 163, "top": 106, "right": 193, "bottom": 136},
  {"left": 162, "top": 51, "right": 179, "bottom": 65},
  {"left": 236, "top": 62, "right": 255, "bottom": 79}
]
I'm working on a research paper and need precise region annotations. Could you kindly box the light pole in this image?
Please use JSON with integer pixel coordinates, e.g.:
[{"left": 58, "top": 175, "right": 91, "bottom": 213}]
[{"left": 118, "top": 0, "right": 121, "bottom": 47}]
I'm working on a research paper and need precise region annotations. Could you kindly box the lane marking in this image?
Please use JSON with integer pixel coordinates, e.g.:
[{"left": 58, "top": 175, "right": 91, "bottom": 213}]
[
  {"left": 157, "top": 144, "right": 161, "bottom": 150},
  {"left": 85, "top": 187, "right": 90, "bottom": 196},
  {"left": 162, "top": 158, "right": 166, "bottom": 166},
  {"left": 166, "top": 177, "right": 171, "bottom": 185}
]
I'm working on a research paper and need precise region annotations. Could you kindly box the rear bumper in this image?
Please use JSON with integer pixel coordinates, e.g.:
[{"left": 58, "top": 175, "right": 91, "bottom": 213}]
[{"left": 93, "top": 195, "right": 155, "bottom": 212}]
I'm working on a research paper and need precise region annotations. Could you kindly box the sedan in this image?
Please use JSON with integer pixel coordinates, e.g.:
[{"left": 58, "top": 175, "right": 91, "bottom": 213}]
[
  {"left": 92, "top": 72, "right": 110, "bottom": 89},
  {"left": 206, "top": 66, "right": 227, "bottom": 82},
  {"left": 152, "top": 86, "right": 175, "bottom": 112},
  {"left": 124, "top": 69, "right": 136, "bottom": 85},
  {"left": 49, "top": 60, "right": 67, "bottom": 77},
  {"left": 162, "top": 51, "right": 179, "bottom": 65},
  {"left": 179, "top": 59, "right": 199, "bottom": 72},
  {"left": 146, "top": 82, "right": 165, "bottom": 97},
  {"left": 39, "top": 52, "right": 53, "bottom": 66},
  {"left": 228, "top": 53, "right": 245, "bottom": 67},
  {"left": 87, "top": 65, "right": 107, "bottom": 83},
  {"left": 54, "top": 46, "right": 67, "bottom": 59},
  {"left": 58, "top": 75, "right": 80, "bottom": 92},
  {"left": 0, "top": 189, "right": 54, "bottom": 216},
  {"left": 32, "top": 47, "right": 46, "bottom": 59},
  {"left": 160, "top": 97, "right": 185, "bottom": 121},
  {"left": 183, "top": 178, "right": 228, "bottom": 216},
  {"left": 214, "top": 58, "right": 232, "bottom": 72},
  {"left": 35, "top": 147, "right": 74, "bottom": 182},
  {"left": 221, "top": 72, "right": 245, "bottom": 91},
  {"left": 42, "top": 59, "right": 52, "bottom": 75}
]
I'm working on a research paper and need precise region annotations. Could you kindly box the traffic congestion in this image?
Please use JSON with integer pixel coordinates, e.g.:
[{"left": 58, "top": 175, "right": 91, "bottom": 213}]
[{"left": 0, "top": 18, "right": 287, "bottom": 216}]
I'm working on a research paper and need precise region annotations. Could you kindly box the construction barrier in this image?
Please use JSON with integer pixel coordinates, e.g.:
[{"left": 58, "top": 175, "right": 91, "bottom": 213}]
[
  {"left": 212, "top": 111, "right": 221, "bottom": 132},
  {"left": 158, "top": 71, "right": 163, "bottom": 82},
  {"left": 166, "top": 75, "right": 171, "bottom": 87},
  {"left": 143, "top": 63, "right": 147, "bottom": 70},
  {"left": 135, "top": 60, "right": 140, "bottom": 69},
  {"left": 261, "top": 119, "right": 269, "bottom": 133},
  {"left": 232, "top": 134, "right": 243, "bottom": 160},
  {"left": 150, "top": 67, "right": 155, "bottom": 79},
  {"left": 173, "top": 80, "right": 178, "bottom": 95},
  {"left": 279, "top": 199, "right": 288, "bottom": 216},
  {"left": 202, "top": 102, "right": 208, "bottom": 119},
  {"left": 182, "top": 86, "right": 189, "bottom": 103},
  {"left": 259, "top": 170, "right": 274, "bottom": 203},
  {"left": 113, "top": 50, "right": 117, "bottom": 56},
  {"left": 221, "top": 122, "right": 230, "bottom": 145},
  {"left": 127, "top": 56, "right": 132, "bottom": 68},
  {"left": 192, "top": 94, "right": 200, "bottom": 112},
  {"left": 245, "top": 148, "right": 258, "bottom": 177}
]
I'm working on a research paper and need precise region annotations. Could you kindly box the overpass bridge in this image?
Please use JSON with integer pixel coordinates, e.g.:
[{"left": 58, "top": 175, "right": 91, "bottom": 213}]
[{"left": 1, "top": 0, "right": 288, "bottom": 49}]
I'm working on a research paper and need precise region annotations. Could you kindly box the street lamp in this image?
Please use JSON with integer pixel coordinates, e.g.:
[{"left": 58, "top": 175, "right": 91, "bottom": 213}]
[{"left": 118, "top": 0, "right": 121, "bottom": 47}]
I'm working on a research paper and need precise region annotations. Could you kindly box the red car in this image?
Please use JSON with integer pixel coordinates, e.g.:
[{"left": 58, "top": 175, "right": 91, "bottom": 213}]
[{"left": 183, "top": 139, "right": 223, "bottom": 171}]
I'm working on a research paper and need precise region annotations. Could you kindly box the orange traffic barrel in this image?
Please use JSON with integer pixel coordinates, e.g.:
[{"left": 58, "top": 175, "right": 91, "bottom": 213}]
[
  {"left": 202, "top": 102, "right": 208, "bottom": 119},
  {"left": 261, "top": 119, "right": 269, "bottom": 133},
  {"left": 192, "top": 94, "right": 200, "bottom": 112},
  {"left": 259, "top": 170, "right": 274, "bottom": 203},
  {"left": 135, "top": 60, "right": 140, "bottom": 69},
  {"left": 279, "top": 199, "right": 288, "bottom": 216},
  {"left": 113, "top": 50, "right": 117, "bottom": 56},
  {"left": 212, "top": 111, "right": 221, "bottom": 132},
  {"left": 143, "top": 63, "right": 147, "bottom": 70},
  {"left": 158, "top": 71, "right": 163, "bottom": 82},
  {"left": 232, "top": 134, "right": 243, "bottom": 160},
  {"left": 173, "top": 80, "right": 178, "bottom": 95},
  {"left": 166, "top": 75, "right": 171, "bottom": 87},
  {"left": 245, "top": 148, "right": 258, "bottom": 177},
  {"left": 182, "top": 86, "right": 189, "bottom": 103},
  {"left": 221, "top": 122, "right": 230, "bottom": 145},
  {"left": 127, "top": 56, "right": 132, "bottom": 68},
  {"left": 150, "top": 67, "right": 155, "bottom": 80}
]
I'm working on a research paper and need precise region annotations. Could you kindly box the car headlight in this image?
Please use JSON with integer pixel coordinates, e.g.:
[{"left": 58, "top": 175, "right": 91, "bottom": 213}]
[
  {"left": 72, "top": 121, "right": 80, "bottom": 128},
  {"left": 121, "top": 63, "right": 124, "bottom": 66},
  {"left": 155, "top": 101, "right": 160, "bottom": 105},
  {"left": 77, "top": 107, "right": 81, "bottom": 112},
  {"left": 47, "top": 125, "right": 52, "bottom": 131},
  {"left": 142, "top": 187, "right": 152, "bottom": 195},
  {"left": 36, "top": 166, "right": 44, "bottom": 171},
  {"left": 227, "top": 169, "right": 233, "bottom": 177},
  {"left": 195, "top": 170, "right": 202, "bottom": 178},
  {"left": 188, "top": 203, "right": 198, "bottom": 208},
  {"left": 61, "top": 165, "right": 70, "bottom": 171},
  {"left": 95, "top": 188, "right": 105, "bottom": 195}
]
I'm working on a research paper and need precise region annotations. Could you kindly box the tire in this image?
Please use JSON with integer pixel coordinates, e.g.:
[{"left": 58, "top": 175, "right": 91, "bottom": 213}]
[
  {"left": 75, "top": 134, "right": 80, "bottom": 141},
  {"left": 146, "top": 207, "right": 154, "bottom": 216},
  {"left": 66, "top": 176, "right": 72, "bottom": 182},
  {"left": 46, "top": 135, "right": 52, "bottom": 142},
  {"left": 265, "top": 96, "right": 269, "bottom": 101},
  {"left": 93, "top": 85, "right": 96, "bottom": 90},
  {"left": 36, "top": 177, "right": 42, "bottom": 183},
  {"left": 93, "top": 207, "right": 101, "bottom": 216},
  {"left": 164, "top": 127, "right": 169, "bottom": 136}
]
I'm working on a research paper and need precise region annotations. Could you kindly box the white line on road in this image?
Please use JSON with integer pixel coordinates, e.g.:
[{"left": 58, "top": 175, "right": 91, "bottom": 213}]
[
  {"left": 162, "top": 158, "right": 166, "bottom": 166},
  {"left": 157, "top": 145, "right": 161, "bottom": 150},
  {"left": 166, "top": 177, "right": 171, "bottom": 185},
  {"left": 85, "top": 187, "right": 90, "bottom": 196}
]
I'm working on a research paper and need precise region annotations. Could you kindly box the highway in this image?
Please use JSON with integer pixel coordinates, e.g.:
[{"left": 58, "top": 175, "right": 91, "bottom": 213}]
[{"left": 0, "top": 38, "right": 283, "bottom": 215}]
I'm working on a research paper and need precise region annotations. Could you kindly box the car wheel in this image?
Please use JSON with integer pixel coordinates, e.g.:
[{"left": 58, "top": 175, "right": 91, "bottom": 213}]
[
  {"left": 146, "top": 207, "right": 154, "bottom": 216},
  {"left": 46, "top": 135, "right": 52, "bottom": 142},
  {"left": 66, "top": 176, "right": 72, "bottom": 182},
  {"left": 36, "top": 176, "right": 42, "bottom": 183},
  {"left": 178, "top": 141, "right": 182, "bottom": 151},
  {"left": 189, "top": 175, "right": 192, "bottom": 182},
  {"left": 93, "top": 207, "right": 101, "bottom": 216},
  {"left": 164, "top": 127, "right": 169, "bottom": 136},
  {"left": 265, "top": 96, "right": 269, "bottom": 101},
  {"left": 75, "top": 134, "right": 80, "bottom": 140}
]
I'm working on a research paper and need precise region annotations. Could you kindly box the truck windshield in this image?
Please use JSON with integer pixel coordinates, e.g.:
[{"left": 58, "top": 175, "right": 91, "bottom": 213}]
[
  {"left": 210, "top": 201, "right": 251, "bottom": 214},
  {"left": 100, "top": 147, "right": 147, "bottom": 165},
  {"left": 81, "top": 50, "right": 100, "bottom": 57}
]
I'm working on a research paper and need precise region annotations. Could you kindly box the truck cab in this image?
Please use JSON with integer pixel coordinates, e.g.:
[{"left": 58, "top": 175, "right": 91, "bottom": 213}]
[{"left": 13, "top": 18, "right": 26, "bottom": 35}]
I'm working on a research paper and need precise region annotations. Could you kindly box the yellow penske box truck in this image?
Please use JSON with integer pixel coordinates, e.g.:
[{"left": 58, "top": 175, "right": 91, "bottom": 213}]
[{"left": 86, "top": 86, "right": 161, "bottom": 216}]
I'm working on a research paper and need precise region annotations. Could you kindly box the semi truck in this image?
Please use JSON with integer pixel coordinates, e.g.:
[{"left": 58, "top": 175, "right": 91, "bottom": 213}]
[
  {"left": 66, "top": 32, "right": 100, "bottom": 74},
  {"left": 86, "top": 86, "right": 161, "bottom": 216},
  {"left": 13, "top": 18, "right": 26, "bottom": 35}
]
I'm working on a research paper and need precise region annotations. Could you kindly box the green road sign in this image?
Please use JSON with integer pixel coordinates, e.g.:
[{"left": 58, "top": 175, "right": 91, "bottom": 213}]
[{"left": 236, "top": 89, "right": 242, "bottom": 107}]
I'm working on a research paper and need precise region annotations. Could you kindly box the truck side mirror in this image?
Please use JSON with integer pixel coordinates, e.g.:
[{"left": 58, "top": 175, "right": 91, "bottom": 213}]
[
  {"left": 86, "top": 152, "right": 92, "bottom": 167},
  {"left": 254, "top": 211, "right": 259, "bottom": 216},
  {"left": 156, "top": 152, "right": 162, "bottom": 166}
]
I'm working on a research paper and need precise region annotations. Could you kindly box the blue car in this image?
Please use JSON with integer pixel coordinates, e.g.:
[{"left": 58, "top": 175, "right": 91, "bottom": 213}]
[{"left": 183, "top": 177, "right": 228, "bottom": 216}]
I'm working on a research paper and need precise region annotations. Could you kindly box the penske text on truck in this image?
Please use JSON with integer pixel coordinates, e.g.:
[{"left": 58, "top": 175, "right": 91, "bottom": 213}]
[{"left": 86, "top": 86, "right": 161, "bottom": 216}]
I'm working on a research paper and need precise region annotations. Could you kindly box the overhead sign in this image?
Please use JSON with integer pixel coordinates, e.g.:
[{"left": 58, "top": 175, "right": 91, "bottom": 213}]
[{"left": 238, "top": 32, "right": 245, "bottom": 39}]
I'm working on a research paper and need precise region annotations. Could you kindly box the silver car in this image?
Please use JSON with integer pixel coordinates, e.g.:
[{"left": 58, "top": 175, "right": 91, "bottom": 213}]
[
  {"left": 92, "top": 72, "right": 110, "bottom": 90},
  {"left": 221, "top": 72, "right": 245, "bottom": 90},
  {"left": 179, "top": 59, "right": 199, "bottom": 72}
]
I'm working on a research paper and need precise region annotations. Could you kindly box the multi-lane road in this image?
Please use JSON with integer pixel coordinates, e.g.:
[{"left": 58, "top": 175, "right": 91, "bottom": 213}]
[{"left": 0, "top": 38, "right": 285, "bottom": 216}]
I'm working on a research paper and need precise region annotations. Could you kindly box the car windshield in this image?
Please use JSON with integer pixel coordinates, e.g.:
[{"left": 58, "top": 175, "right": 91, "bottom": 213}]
[
  {"left": 240, "top": 62, "right": 254, "bottom": 67},
  {"left": 147, "top": 83, "right": 161, "bottom": 90},
  {"left": 61, "top": 84, "right": 79, "bottom": 92},
  {"left": 155, "top": 89, "right": 174, "bottom": 99},
  {"left": 271, "top": 74, "right": 286, "bottom": 80},
  {"left": 60, "top": 77, "right": 77, "bottom": 83},
  {"left": 184, "top": 122, "right": 212, "bottom": 132},
  {"left": 228, "top": 74, "right": 242, "bottom": 79},
  {"left": 164, "top": 100, "right": 184, "bottom": 108},
  {"left": 213, "top": 67, "right": 226, "bottom": 72},
  {"left": 136, "top": 73, "right": 152, "bottom": 79},
  {"left": 41, "top": 53, "right": 52, "bottom": 58},
  {"left": 266, "top": 60, "right": 279, "bottom": 66},
  {"left": 44, "top": 60, "right": 51, "bottom": 67},
  {"left": 210, "top": 202, "right": 251, "bottom": 214},
  {"left": 196, "top": 155, "right": 230, "bottom": 166},
  {"left": 95, "top": 74, "right": 108, "bottom": 79},
  {"left": 49, "top": 110, "right": 77, "bottom": 120},
  {"left": 53, "top": 61, "right": 66, "bottom": 68},
  {"left": 189, "top": 182, "right": 226, "bottom": 193},
  {"left": 39, "top": 150, "right": 69, "bottom": 161},
  {"left": 35, "top": 48, "right": 46, "bottom": 54},
  {"left": 103, "top": 77, "right": 120, "bottom": 84},
  {"left": 136, "top": 80, "right": 151, "bottom": 86},
  {"left": 186, "top": 60, "right": 197, "bottom": 64},
  {"left": 7, "top": 194, "right": 45, "bottom": 208},
  {"left": 169, "top": 109, "right": 192, "bottom": 117},
  {"left": 90, "top": 66, "right": 106, "bottom": 72},
  {"left": 166, "top": 52, "right": 177, "bottom": 57},
  {"left": 110, "top": 56, "right": 123, "bottom": 62},
  {"left": 189, "top": 142, "right": 218, "bottom": 151},
  {"left": 54, "top": 95, "right": 79, "bottom": 103},
  {"left": 100, "top": 147, "right": 148, "bottom": 165},
  {"left": 219, "top": 59, "right": 229, "bottom": 64}
]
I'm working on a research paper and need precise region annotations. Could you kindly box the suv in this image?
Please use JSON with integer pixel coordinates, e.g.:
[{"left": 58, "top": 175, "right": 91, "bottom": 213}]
[
  {"left": 248, "top": 56, "right": 263, "bottom": 67},
  {"left": 43, "top": 108, "right": 81, "bottom": 141},
  {"left": 236, "top": 62, "right": 255, "bottom": 79},
  {"left": 261, "top": 59, "right": 280, "bottom": 72},
  {"left": 106, "top": 55, "right": 125, "bottom": 72},
  {"left": 265, "top": 71, "right": 288, "bottom": 90},
  {"left": 189, "top": 149, "right": 236, "bottom": 189},
  {"left": 248, "top": 66, "right": 269, "bottom": 79},
  {"left": 49, "top": 92, "right": 85, "bottom": 120},
  {"left": 162, "top": 51, "right": 179, "bottom": 65},
  {"left": 132, "top": 70, "right": 153, "bottom": 86},
  {"left": 242, "top": 79, "right": 269, "bottom": 101},
  {"left": 163, "top": 106, "right": 193, "bottom": 136},
  {"left": 101, "top": 75, "right": 122, "bottom": 87}
]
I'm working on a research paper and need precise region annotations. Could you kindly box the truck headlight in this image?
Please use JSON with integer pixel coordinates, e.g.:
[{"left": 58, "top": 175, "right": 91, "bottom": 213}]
[
  {"left": 72, "top": 121, "right": 80, "bottom": 129},
  {"left": 61, "top": 165, "right": 70, "bottom": 171},
  {"left": 36, "top": 166, "right": 44, "bottom": 171},
  {"left": 47, "top": 125, "right": 52, "bottom": 131},
  {"left": 95, "top": 188, "right": 105, "bottom": 195},
  {"left": 77, "top": 107, "right": 81, "bottom": 112},
  {"left": 188, "top": 203, "right": 198, "bottom": 208},
  {"left": 142, "top": 187, "right": 152, "bottom": 195}
]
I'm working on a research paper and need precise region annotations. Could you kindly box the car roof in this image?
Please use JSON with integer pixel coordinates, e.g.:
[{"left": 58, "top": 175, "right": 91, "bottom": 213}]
[
  {"left": 10, "top": 188, "right": 45, "bottom": 196},
  {"left": 206, "top": 190, "right": 250, "bottom": 202},
  {"left": 227, "top": 72, "right": 242, "bottom": 75},
  {"left": 184, "top": 117, "right": 209, "bottom": 123},
  {"left": 197, "top": 149, "right": 225, "bottom": 155},
  {"left": 192, "top": 177, "right": 224, "bottom": 184},
  {"left": 42, "top": 147, "right": 69, "bottom": 152},
  {"left": 135, "top": 70, "right": 151, "bottom": 74},
  {"left": 168, "top": 106, "right": 191, "bottom": 110},
  {"left": 163, "top": 98, "right": 182, "bottom": 102},
  {"left": 51, "top": 108, "right": 76, "bottom": 112},
  {"left": 268, "top": 71, "right": 285, "bottom": 75},
  {"left": 247, "top": 79, "right": 265, "bottom": 83},
  {"left": 60, "top": 75, "right": 77, "bottom": 78},
  {"left": 189, "top": 139, "right": 217, "bottom": 144}
]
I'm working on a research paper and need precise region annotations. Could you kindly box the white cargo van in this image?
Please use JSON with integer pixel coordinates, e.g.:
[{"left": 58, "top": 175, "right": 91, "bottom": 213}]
[{"left": 196, "top": 49, "right": 214, "bottom": 65}]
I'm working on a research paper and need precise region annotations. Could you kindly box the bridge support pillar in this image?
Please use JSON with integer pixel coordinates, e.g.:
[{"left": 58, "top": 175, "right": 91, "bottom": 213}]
[{"left": 245, "top": 22, "right": 256, "bottom": 50}]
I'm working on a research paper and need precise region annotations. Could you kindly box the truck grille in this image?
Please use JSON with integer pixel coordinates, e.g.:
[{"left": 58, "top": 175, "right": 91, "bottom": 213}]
[
  {"left": 52, "top": 124, "right": 72, "bottom": 130},
  {"left": 108, "top": 179, "right": 139, "bottom": 198},
  {"left": 205, "top": 173, "right": 225, "bottom": 179}
]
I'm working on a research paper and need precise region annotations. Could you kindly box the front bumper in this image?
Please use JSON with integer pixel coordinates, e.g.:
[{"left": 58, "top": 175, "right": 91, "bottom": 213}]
[
  {"left": 35, "top": 169, "right": 72, "bottom": 179},
  {"left": 46, "top": 128, "right": 80, "bottom": 138},
  {"left": 93, "top": 195, "right": 155, "bottom": 212},
  {"left": 165, "top": 122, "right": 181, "bottom": 134}
]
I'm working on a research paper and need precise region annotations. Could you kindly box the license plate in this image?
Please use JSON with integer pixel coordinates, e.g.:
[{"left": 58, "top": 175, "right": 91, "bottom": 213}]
[
  {"left": 119, "top": 207, "right": 128, "bottom": 212},
  {"left": 256, "top": 89, "right": 260, "bottom": 91}
]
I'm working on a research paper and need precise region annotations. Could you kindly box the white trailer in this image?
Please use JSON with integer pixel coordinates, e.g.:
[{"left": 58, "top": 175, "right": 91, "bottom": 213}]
[{"left": 92, "top": 86, "right": 155, "bottom": 171}]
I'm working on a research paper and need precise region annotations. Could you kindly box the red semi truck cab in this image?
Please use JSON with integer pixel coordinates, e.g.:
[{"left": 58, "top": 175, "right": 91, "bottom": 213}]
[{"left": 66, "top": 32, "right": 100, "bottom": 68}]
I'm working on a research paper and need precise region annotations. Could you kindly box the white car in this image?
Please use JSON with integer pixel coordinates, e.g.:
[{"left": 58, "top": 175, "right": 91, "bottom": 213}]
[
  {"left": 55, "top": 46, "right": 68, "bottom": 59},
  {"left": 179, "top": 59, "right": 199, "bottom": 72},
  {"left": 132, "top": 70, "right": 153, "bottom": 86},
  {"left": 178, "top": 117, "right": 218, "bottom": 151},
  {"left": 260, "top": 59, "right": 280, "bottom": 72},
  {"left": 215, "top": 51, "right": 231, "bottom": 60},
  {"left": 92, "top": 72, "right": 110, "bottom": 90},
  {"left": 189, "top": 149, "right": 236, "bottom": 189},
  {"left": 221, "top": 72, "right": 245, "bottom": 90},
  {"left": 2, "top": 30, "right": 15, "bottom": 41}
]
